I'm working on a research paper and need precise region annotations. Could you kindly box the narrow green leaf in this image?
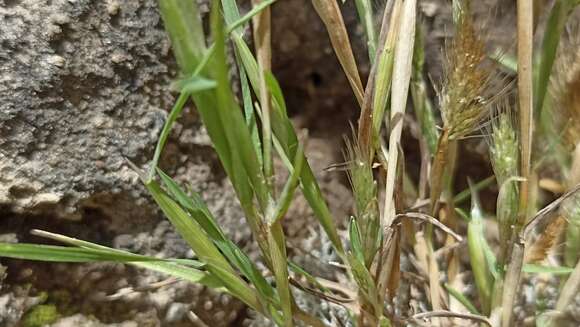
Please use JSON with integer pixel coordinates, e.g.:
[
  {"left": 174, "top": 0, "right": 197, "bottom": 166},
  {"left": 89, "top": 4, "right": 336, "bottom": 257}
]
[
  {"left": 158, "top": 0, "right": 206, "bottom": 75},
  {"left": 534, "top": 0, "right": 576, "bottom": 119},
  {"left": 354, "top": 0, "right": 377, "bottom": 63},
  {"left": 155, "top": 172, "right": 275, "bottom": 303},
  {"left": 146, "top": 178, "right": 262, "bottom": 310},
  {"left": 453, "top": 176, "right": 496, "bottom": 205},
  {"left": 482, "top": 235, "right": 500, "bottom": 280},
  {"left": 372, "top": 31, "right": 396, "bottom": 144},
  {"left": 467, "top": 183, "right": 493, "bottom": 314},
  {"left": 216, "top": 240, "right": 276, "bottom": 302},
  {"left": 411, "top": 22, "right": 439, "bottom": 154},
  {"left": 0, "top": 243, "right": 156, "bottom": 263},
  {"left": 347, "top": 253, "right": 377, "bottom": 305},
  {"left": 221, "top": 0, "right": 264, "bottom": 167},
  {"left": 240, "top": 61, "right": 263, "bottom": 167},
  {"left": 149, "top": 75, "right": 217, "bottom": 181},
  {"left": 348, "top": 218, "right": 365, "bottom": 264},
  {"left": 454, "top": 207, "right": 471, "bottom": 222},
  {"left": 157, "top": 169, "right": 226, "bottom": 242},
  {"left": 226, "top": 0, "right": 277, "bottom": 34},
  {"left": 523, "top": 264, "right": 574, "bottom": 275},
  {"left": 288, "top": 262, "right": 329, "bottom": 293},
  {"left": 30, "top": 230, "right": 205, "bottom": 269},
  {"left": 172, "top": 76, "right": 217, "bottom": 93},
  {"left": 146, "top": 180, "right": 231, "bottom": 270},
  {"left": 270, "top": 140, "right": 305, "bottom": 224},
  {"left": 221, "top": 0, "right": 242, "bottom": 25},
  {"left": 444, "top": 283, "right": 481, "bottom": 315},
  {"left": 265, "top": 72, "right": 288, "bottom": 116},
  {"left": 207, "top": 262, "right": 262, "bottom": 312},
  {"left": 0, "top": 241, "right": 220, "bottom": 288},
  {"left": 209, "top": 5, "right": 270, "bottom": 210},
  {"left": 267, "top": 224, "right": 293, "bottom": 325}
]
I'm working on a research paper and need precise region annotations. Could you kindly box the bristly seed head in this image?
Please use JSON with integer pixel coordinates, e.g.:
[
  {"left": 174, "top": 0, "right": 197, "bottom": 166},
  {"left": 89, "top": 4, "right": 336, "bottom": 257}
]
[
  {"left": 490, "top": 109, "right": 519, "bottom": 185},
  {"left": 550, "top": 22, "right": 580, "bottom": 148},
  {"left": 344, "top": 136, "right": 377, "bottom": 220},
  {"left": 440, "top": 6, "right": 501, "bottom": 141}
]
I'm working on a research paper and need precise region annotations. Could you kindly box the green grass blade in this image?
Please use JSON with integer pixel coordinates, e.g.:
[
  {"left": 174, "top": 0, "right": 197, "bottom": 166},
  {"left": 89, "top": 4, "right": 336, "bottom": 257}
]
[
  {"left": 217, "top": 239, "right": 276, "bottom": 303},
  {"left": 206, "top": 262, "right": 263, "bottom": 312},
  {"left": 240, "top": 61, "right": 263, "bottom": 167},
  {"left": 267, "top": 225, "right": 293, "bottom": 326},
  {"left": 30, "top": 230, "right": 203, "bottom": 267},
  {"left": 31, "top": 230, "right": 222, "bottom": 286},
  {"left": 288, "top": 262, "right": 330, "bottom": 293},
  {"left": 161, "top": 0, "right": 270, "bottom": 213},
  {"left": 0, "top": 242, "right": 223, "bottom": 288},
  {"left": 534, "top": 0, "right": 576, "bottom": 119},
  {"left": 444, "top": 283, "right": 481, "bottom": 315},
  {"left": 220, "top": 0, "right": 264, "bottom": 167},
  {"left": 148, "top": 177, "right": 262, "bottom": 310},
  {"left": 372, "top": 26, "right": 397, "bottom": 144},
  {"left": 154, "top": 172, "right": 275, "bottom": 301},
  {"left": 146, "top": 179, "right": 233, "bottom": 270},
  {"left": 172, "top": 76, "right": 217, "bottom": 93},
  {"left": 270, "top": 140, "right": 305, "bottom": 224},
  {"left": 467, "top": 184, "right": 494, "bottom": 314},
  {"left": 209, "top": 4, "right": 271, "bottom": 210},
  {"left": 148, "top": 77, "right": 216, "bottom": 181},
  {"left": 158, "top": 0, "right": 206, "bottom": 75},
  {"left": 411, "top": 22, "right": 439, "bottom": 154},
  {"left": 226, "top": 0, "right": 277, "bottom": 34},
  {"left": 523, "top": 264, "right": 574, "bottom": 275},
  {"left": 348, "top": 218, "right": 365, "bottom": 264},
  {"left": 0, "top": 243, "right": 156, "bottom": 263},
  {"left": 157, "top": 169, "right": 276, "bottom": 303},
  {"left": 453, "top": 176, "right": 495, "bottom": 205},
  {"left": 265, "top": 72, "right": 288, "bottom": 116},
  {"left": 354, "top": 0, "right": 377, "bottom": 63},
  {"left": 221, "top": 0, "right": 242, "bottom": 25},
  {"left": 156, "top": 169, "right": 227, "bottom": 242}
]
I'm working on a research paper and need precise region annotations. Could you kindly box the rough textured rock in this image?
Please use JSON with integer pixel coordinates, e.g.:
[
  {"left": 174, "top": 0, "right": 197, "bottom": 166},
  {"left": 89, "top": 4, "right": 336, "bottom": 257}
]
[{"left": 0, "top": 0, "right": 174, "bottom": 223}]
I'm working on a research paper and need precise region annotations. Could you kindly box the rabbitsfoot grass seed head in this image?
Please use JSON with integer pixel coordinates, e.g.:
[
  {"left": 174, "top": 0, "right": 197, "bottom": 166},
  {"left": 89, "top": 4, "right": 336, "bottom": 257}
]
[{"left": 550, "top": 21, "right": 580, "bottom": 150}]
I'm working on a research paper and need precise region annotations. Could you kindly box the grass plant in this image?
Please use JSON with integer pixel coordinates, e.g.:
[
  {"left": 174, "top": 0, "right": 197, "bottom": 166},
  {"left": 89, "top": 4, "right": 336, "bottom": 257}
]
[{"left": 2, "top": 0, "right": 580, "bottom": 326}]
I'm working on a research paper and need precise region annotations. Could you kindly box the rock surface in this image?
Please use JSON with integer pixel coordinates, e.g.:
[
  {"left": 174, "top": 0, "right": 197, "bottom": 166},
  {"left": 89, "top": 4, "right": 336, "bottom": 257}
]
[{"left": 0, "top": 0, "right": 179, "bottom": 225}]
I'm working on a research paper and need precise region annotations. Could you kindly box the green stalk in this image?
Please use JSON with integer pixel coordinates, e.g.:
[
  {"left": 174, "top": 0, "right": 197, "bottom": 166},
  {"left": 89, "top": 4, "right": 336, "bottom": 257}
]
[
  {"left": 268, "top": 223, "right": 294, "bottom": 326},
  {"left": 251, "top": 0, "right": 275, "bottom": 189},
  {"left": 354, "top": 0, "right": 377, "bottom": 63},
  {"left": 411, "top": 21, "right": 439, "bottom": 155},
  {"left": 371, "top": 0, "right": 401, "bottom": 149}
]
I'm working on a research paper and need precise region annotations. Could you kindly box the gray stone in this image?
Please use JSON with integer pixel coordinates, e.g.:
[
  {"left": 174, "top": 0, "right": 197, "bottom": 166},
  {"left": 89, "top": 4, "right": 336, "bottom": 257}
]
[{"left": 0, "top": 0, "right": 173, "bottom": 224}]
